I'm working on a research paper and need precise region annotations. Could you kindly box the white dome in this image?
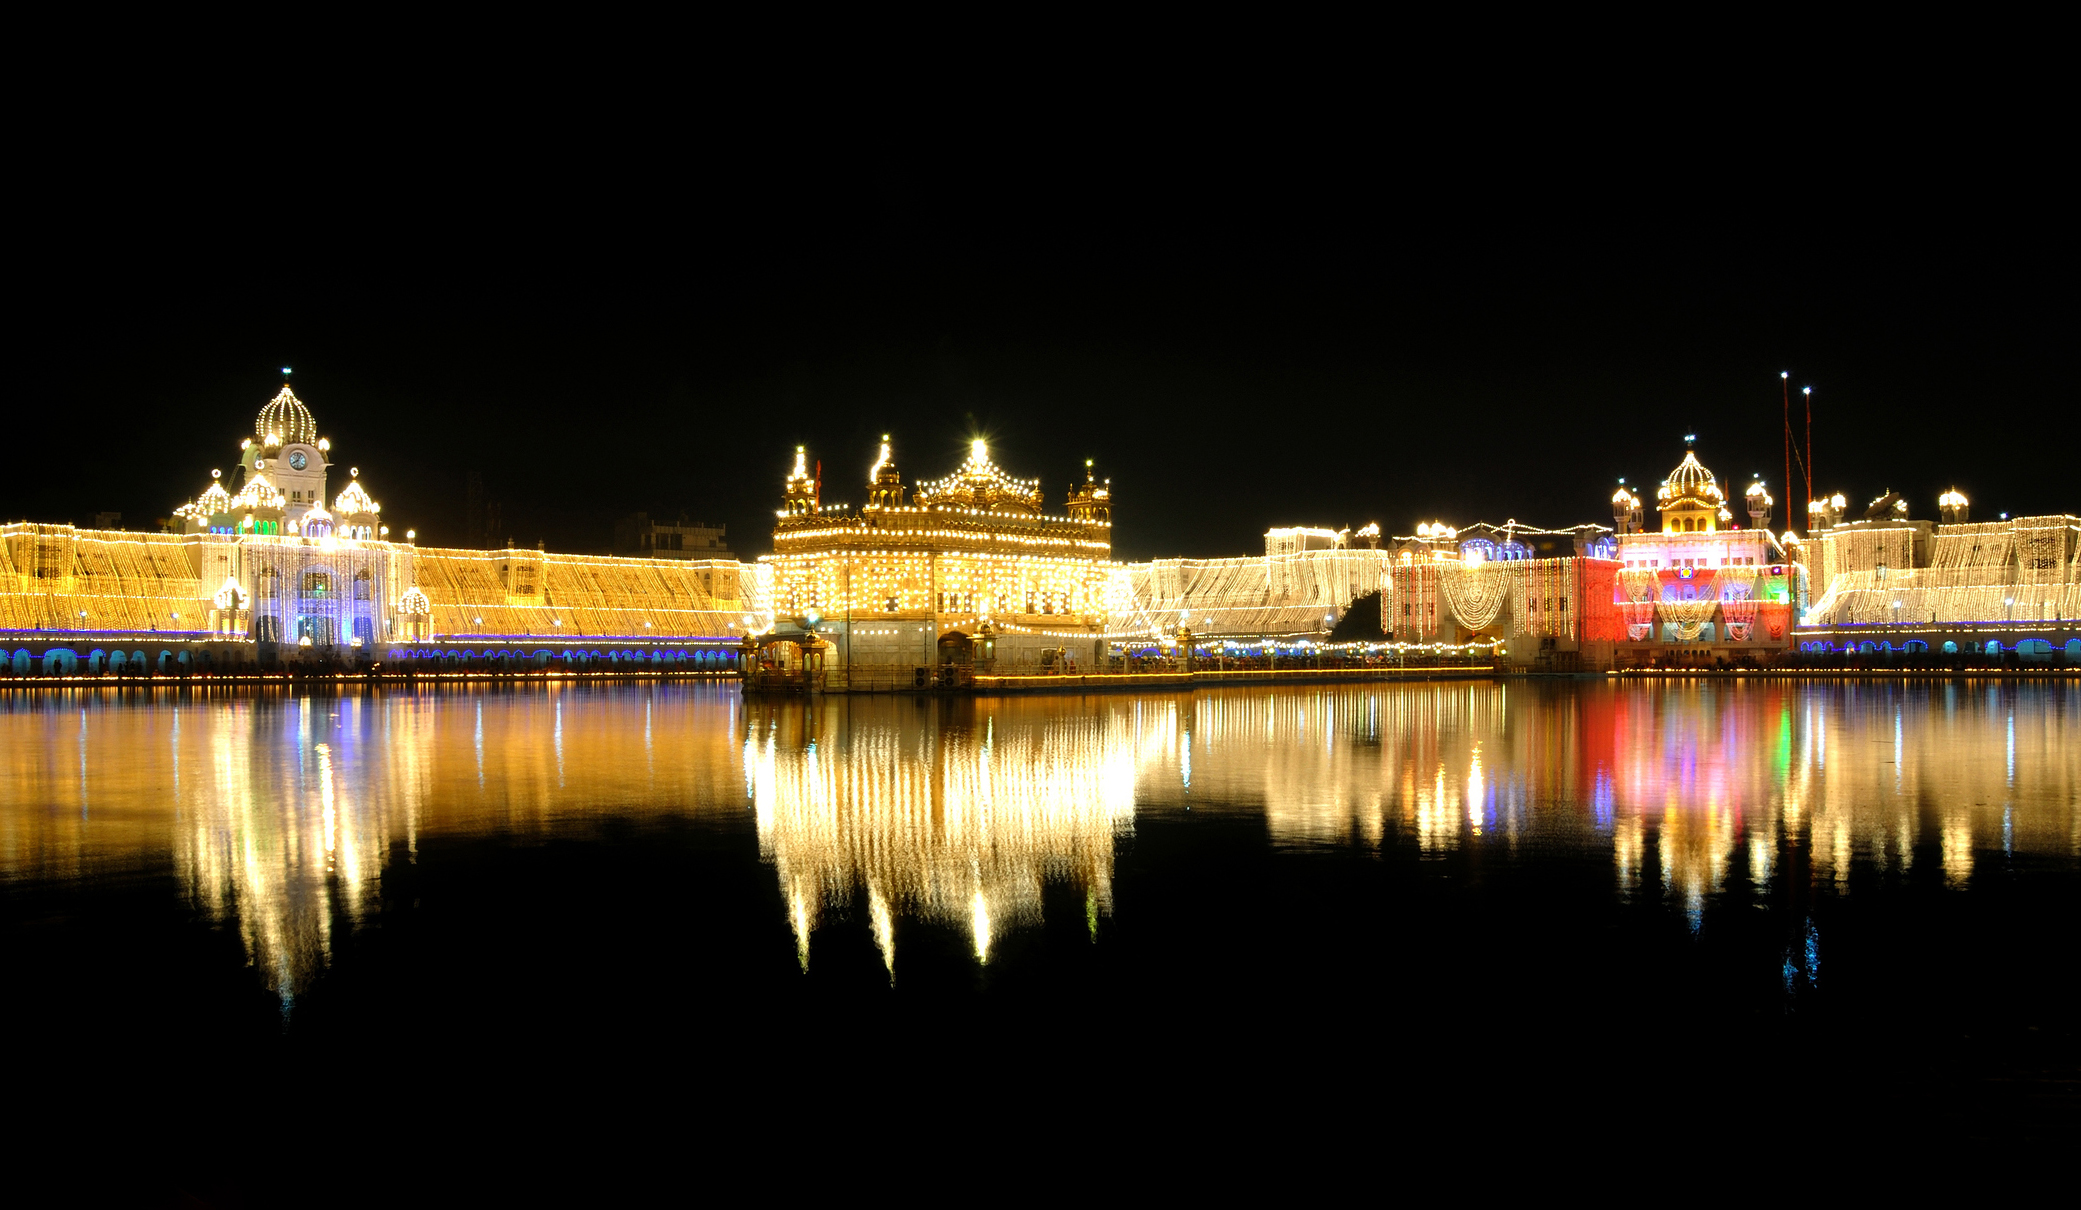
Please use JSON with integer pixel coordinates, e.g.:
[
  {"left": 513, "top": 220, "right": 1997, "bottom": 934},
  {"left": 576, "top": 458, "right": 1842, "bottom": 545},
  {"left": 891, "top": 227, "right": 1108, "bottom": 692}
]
[
  {"left": 257, "top": 385, "right": 318, "bottom": 447},
  {"left": 334, "top": 476, "right": 380, "bottom": 517}
]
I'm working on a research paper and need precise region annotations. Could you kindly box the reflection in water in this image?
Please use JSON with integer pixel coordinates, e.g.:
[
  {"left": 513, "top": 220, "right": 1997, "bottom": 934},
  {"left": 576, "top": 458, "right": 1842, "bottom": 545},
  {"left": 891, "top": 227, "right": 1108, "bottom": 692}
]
[
  {"left": 0, "top": 685, "right": 746, "bottom": 1004},
  {"left": 0, "top": 680, "right": 2075, "bottom": 999},
  {"left": 743, "top": 700, "right": 1153, "bottom": 970}
]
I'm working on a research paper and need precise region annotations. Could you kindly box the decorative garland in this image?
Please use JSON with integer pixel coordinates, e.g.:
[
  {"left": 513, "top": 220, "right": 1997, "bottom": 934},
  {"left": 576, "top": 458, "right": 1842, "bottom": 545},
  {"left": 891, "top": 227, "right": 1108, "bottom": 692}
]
[{"left": 1437, "top": 563, "right": 1510, "bottom": 631}]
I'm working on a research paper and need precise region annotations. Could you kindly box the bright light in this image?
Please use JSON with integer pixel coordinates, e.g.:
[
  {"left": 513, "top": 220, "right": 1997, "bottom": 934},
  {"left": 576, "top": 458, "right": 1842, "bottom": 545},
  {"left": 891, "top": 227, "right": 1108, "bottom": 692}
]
[
  {"left": 971, "top": 438, "right": 988, "bottom": 462},
  {"left": 1780, "top": 371, "right": 1788, "bottom": 378},
  {"left": 1803, "top": 387, "right": 1812, "bottom": 395}
]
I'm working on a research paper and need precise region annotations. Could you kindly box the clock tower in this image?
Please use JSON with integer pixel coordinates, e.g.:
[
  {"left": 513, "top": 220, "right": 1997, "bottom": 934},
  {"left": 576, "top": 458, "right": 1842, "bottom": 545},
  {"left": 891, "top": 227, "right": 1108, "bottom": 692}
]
[{"left": 242, "top": 383, "right": 332, "bottom": 534}]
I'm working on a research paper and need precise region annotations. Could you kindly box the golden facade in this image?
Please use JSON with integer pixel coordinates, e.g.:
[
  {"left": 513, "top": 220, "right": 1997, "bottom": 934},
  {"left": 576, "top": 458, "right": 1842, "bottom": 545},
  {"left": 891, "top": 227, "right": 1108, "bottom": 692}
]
[{"left": 764, "top": 438, "right": 1113, "bottom": 668}]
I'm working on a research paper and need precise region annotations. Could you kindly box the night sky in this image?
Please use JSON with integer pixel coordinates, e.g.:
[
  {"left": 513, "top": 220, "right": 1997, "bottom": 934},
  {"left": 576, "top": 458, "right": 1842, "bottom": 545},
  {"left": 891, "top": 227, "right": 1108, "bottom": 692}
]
[{"left": 17, "top": 108, "right": 2065, "bottom": 562}]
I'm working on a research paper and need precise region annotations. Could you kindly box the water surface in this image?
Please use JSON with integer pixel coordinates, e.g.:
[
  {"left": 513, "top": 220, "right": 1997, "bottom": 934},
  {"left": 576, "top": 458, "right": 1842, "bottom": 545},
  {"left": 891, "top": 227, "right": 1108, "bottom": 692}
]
[{"left": 5, "top": 679, "right": 2076, "bottom": 1178}]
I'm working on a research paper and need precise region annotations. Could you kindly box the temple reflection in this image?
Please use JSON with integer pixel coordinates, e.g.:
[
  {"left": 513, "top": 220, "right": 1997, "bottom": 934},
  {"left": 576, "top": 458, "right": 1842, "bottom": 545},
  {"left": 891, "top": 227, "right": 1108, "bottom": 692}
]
[
  {"left": 0, "top": 680, "right": 2074, "bottom": 997},
  {"left": 0, "top": 684, "right": 746, "bottom": 1002},
  {"left": 742, "top": 699, "right": 1153, "bottom": 971}
]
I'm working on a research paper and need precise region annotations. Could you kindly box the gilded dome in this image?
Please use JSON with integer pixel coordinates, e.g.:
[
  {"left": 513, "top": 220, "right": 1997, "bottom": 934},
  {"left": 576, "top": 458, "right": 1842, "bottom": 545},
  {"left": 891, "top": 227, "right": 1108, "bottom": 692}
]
[
  {"left": 1655, "top": 448, "right": 1725, "bottom": 507},
  {"left": 913, "top": 439, "right": 1044, "bottom": 514},
  {"left": 256, "top": 384, "right": 318, "bottom": 447}
]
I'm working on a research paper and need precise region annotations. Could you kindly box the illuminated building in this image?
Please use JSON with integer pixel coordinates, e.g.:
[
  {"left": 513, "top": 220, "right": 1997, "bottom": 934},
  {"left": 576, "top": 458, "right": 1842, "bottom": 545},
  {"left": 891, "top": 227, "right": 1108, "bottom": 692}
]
[
  {"left": 2, "top": 381, "right": 762, "bottom": 677},
  {"left": 1791, "top": 486, "right": 2080, "bottom": 659},
  {"left": 762, "top": 437, "right": 1115, "bottom": 682},
  {"left": 1605, "top": 441, "right": 1804, "bottom": 666},
  {"left": 1116, "top": 524, "right": 1395, "bottom": 639},
  {"left": 1386, "top": 519, "right": 1624, "bottom": 669}
]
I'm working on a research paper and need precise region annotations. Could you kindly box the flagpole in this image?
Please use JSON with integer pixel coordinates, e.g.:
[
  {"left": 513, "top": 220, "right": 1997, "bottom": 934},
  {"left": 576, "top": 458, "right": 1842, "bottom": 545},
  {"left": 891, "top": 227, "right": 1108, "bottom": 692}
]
[
  {"left": 1803, "top": 386, "right": 1814, "bottom": 506},
  {"left": 1781, "top": 371, "right": 1792, "bottom": 522}
]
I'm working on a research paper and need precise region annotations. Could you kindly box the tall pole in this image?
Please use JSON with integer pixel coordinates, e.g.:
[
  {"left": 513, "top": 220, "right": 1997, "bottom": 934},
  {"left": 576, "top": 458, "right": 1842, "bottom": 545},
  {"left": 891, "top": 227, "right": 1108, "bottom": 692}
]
[
  {"left": 1781, "top": 371, "right": 1791, "bottom": 524},
  {"left": 1803, "top": 386, "right": 1813, "bottom": 507}
]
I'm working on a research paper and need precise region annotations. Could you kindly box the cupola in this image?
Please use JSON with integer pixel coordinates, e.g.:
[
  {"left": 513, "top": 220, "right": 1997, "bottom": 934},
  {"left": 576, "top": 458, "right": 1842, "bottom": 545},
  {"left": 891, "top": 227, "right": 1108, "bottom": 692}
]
[{"left": 1655, "top": 439, "right": 1726, "bottom": 534}]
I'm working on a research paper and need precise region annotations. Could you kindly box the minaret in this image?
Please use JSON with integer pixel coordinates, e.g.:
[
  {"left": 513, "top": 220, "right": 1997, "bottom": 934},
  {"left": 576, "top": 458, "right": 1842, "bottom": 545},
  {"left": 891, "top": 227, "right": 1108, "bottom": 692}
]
[
  {"left": 1611, "top": 483, "right": 1642, "bottom": 535},
  {"left": 781, "top": 446, "right": 818, "bottom": 517},
  {"left": 1745, "top": 480, "right": 1772, "bottom": 530},
  {"left": 865, "top": 436, "right": 906, "bottom": 510},
  {"left": 1939, "top": 489, "right": 1969, "bottom": 525}
]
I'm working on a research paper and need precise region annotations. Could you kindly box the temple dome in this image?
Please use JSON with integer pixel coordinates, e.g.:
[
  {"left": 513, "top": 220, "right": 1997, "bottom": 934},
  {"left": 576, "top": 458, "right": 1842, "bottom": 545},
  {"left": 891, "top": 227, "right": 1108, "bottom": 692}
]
[
  {"left": 197, "top": 475, "right": 232, "bottom": 512},
  {"left": 231, "top": 471, "right": 285, "bottom": 512},
  {"left": 1656, "top": 448, "right": 1725, "bottom": 506},
  {"left": 334, "top": 473, "right": 380, "bottom": 518},
  {"left": 914, "top": 439, "right": 1044, "bottom": 514},
  {"left": 257, "top": 384, "right": 318, "bottom": 447}
]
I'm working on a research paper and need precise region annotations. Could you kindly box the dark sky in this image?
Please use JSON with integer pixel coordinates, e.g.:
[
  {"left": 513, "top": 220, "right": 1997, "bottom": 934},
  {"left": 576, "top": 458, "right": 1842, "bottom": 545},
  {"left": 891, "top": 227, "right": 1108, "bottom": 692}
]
[{"left": 16, "top": 90, "right": 2068, "bottom": 562}]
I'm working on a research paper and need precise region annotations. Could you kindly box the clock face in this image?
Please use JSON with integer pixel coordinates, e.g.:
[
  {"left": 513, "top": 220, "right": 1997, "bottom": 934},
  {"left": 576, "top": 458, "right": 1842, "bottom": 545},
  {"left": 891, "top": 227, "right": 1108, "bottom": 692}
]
[{"left": 289, "top": 451, "right": 308, "bottom": 471}]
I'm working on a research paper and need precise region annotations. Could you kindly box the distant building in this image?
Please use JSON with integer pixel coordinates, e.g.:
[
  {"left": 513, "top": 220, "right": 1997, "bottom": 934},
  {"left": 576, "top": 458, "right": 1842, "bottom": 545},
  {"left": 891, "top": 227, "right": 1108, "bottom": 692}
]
[
  {"left": 1386, "top": 518, "right": 1622, "bottom": 670},
  {"left": 1, "top": 381, "right": 764, "bottom": 677},
  {"left": 93, "top": 511, "right": 122, "bottom": 530},
  {"left": 1791, "top": 488, "right": 2078, "bottom": 660},
  {"left": 1604, "top": 442, "right": 1803, "bottom": 666},
  {"left": 614, "top": 513, "right": 732, "bottom": 560},
  {"left": 1118, "top": 524, "right": 1389, "bottom": 639}
]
